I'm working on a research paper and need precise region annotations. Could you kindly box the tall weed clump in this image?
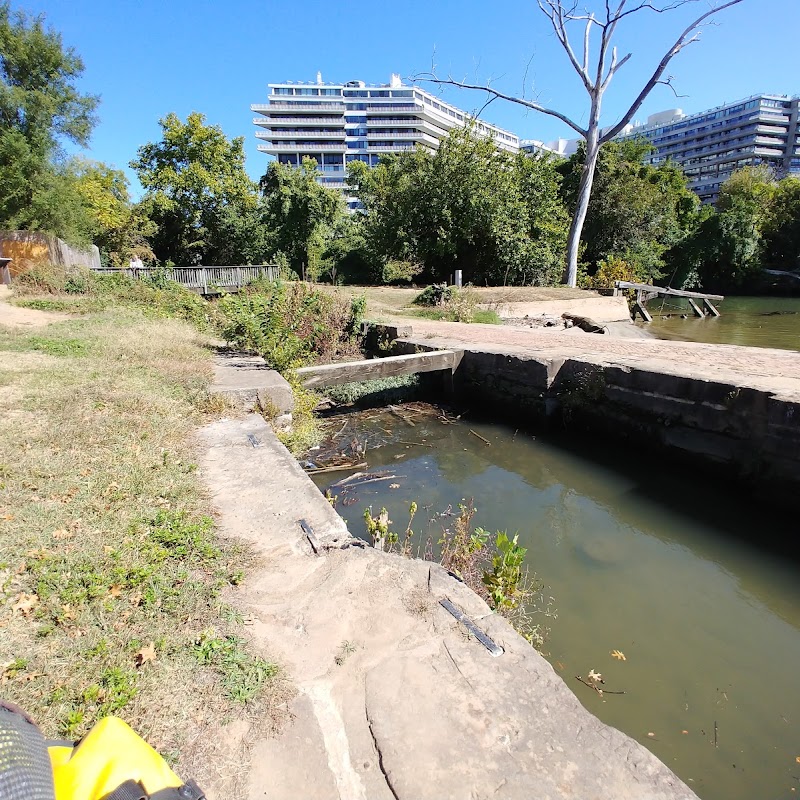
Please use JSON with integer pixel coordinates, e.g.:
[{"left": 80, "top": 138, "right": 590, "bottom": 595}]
[
  {"left": 364, "top": 501, "right": 555, "bottom": 650},
  {"left": 220, "top": 281, "right": 365, "bottom": 372}
]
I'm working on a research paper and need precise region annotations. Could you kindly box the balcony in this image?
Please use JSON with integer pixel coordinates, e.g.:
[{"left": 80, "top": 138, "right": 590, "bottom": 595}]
[
  {"left": 366, "top": 131, "right": 422, "bottom": 139},
  {"left": 364, "top": 104, "right": 421, "bottom": 113},
  {"left": 754, "top": 146, "right": 784, "bottom": 157},
  {"left": 367, "top": 144, "right": 416, "bottom": 152},
  {"left": 754, "top": 135, "right": 785, "bottom": 147},
  {"left": 260, "top": 116, "right": 347, "bottom": 126},
  {"left": 365, "top": 117, "right": 420, "bottom": 126},
  {"left": 257, "top": 130, "right": 345, "bottom": 140},
  {"left": 756, "top": 124, "right": 787, "bottom": 135},
  {"left": 263, "top": 142, "right": 347, "bottom": 151},
  {"left": 258, "top": 102, "right": 345, "bottom": 112}
]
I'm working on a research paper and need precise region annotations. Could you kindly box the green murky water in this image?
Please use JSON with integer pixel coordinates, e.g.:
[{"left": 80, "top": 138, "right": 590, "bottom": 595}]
[
  {"left": 642, "top": 296, "right": 800, "bottom": 351},
  {"left": 311, "top": 407, "right": 800, "bottom": 800}
]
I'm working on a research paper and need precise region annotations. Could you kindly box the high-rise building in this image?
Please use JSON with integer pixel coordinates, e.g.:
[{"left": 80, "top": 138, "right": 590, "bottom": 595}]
[
  {"left": 521, "top": 94, "right": 800, "bottom": 204},
  {"left": 252, "top": 74, "right": 520, "bottom": 209},
  {"left": 617, "top": 94, "right": 800, "bottom": 203}
]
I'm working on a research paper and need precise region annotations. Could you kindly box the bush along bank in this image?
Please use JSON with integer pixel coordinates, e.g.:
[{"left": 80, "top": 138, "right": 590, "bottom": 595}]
[{"left": 364, "top": 500, "right": 555, "bottom": 650}]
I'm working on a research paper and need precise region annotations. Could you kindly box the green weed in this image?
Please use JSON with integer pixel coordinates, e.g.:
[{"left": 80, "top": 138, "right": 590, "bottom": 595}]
[{"left": 193, "top": 631, "right": 279, "bottom": 704}]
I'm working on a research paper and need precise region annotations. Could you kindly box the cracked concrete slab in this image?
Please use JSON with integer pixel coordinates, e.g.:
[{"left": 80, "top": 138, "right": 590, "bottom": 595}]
[{"left": 195, "top": 413, "right": 698, "bottom": 800}]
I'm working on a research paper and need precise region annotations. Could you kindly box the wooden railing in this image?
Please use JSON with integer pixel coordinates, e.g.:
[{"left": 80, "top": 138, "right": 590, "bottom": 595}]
[{"left": 92, "top": 265, "right": 280, "bottom": 293}]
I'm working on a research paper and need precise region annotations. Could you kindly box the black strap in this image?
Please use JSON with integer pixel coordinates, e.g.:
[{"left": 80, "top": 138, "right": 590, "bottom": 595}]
[
  {"left": 101, "top": 779, "right": 148, "bottom": 800},
  {"left": 151, "top": 780, "right": 206, "bottom": 800},
  {"left": 102, "top": 779, "right": 206, "bottom": 800}
]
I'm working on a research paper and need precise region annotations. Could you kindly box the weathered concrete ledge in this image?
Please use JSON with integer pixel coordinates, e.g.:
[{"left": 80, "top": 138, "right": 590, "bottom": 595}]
[
  {"left": 390, "top": 332, "right": 800, "bottom": 508},
  {"left": 196, "top": 408, "right": 698, "bottom": 800},
  {"left": 210, "top": 350, "right": 294, "bottom": 413}
]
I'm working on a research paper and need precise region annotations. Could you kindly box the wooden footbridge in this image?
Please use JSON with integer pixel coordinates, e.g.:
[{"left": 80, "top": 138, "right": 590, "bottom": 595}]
[
  {"left": 296, "top": 349, "right": 463, "bottom": 390},
  {"left": 614, "top": 281, "right": 723, "bottom": 323},
  {"left": 92, "top": 264, "right": 279, "bottom": 294}
]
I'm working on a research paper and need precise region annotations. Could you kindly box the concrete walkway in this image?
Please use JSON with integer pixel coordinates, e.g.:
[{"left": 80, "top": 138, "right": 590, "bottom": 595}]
[
  {"left": 405, "top": 318, "right": 800, "bottom": 401},
  {"left": 196, "top": 411, "right": 698, "bottom": 800}
]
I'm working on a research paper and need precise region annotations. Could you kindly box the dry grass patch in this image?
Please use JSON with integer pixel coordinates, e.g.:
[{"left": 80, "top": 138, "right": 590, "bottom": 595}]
[{"left": 0, "top": 309, "right": 289, "bottom": 776}]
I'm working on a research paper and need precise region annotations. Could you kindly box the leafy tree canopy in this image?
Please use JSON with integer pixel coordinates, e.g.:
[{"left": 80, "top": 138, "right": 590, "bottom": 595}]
[
  {"left": 131, "top": 112, "right": 262, "bottom": 265},
  {"left": 348, "top": 126, "right": 569, "bottom": 286},
  {"left": 260, "top": 157, "right": 343, "bottom": 280},
  {"left": 0, "top": 2, "right": 99, "bottom": 241},
  {"left": 561, "top": 138, "right": 699, "bottom": 283}
]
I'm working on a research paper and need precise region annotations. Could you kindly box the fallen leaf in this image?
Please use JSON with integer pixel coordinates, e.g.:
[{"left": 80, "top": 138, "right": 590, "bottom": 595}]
[
  {"left": 389, "top": 483, "right": 400, "bottom": 489},
  {"left": 52, "top": 529, "right": 73, "bottom": 540},
  {"left": 135, "top": 642, "right": 156, "bottom": 667},
  {"left": 682, "top": 730, "right": 689, "bottom": 735},
  {"left": 555, "top": 661, "right": 565, "bottom": 671},
  {"left": 796, "top": 756, "right": 800, "bottom": 764},
  {"left": 611, "top": 649, "right": 627, "bottom": 661},
  {"left": 587, "top": 669, "right": 603, "bottom": 683},
  {"left": 109, "top": 584, "right": 122, "bottom": 598},
  {"left": 647, "top": 732, "right": 656, "bottom": 738},
  {"left": 1, "top": 514, "right": 14, "bottom": 521},
  {"left": 12, "top": 593, "right": 39, "bottom": 616}
]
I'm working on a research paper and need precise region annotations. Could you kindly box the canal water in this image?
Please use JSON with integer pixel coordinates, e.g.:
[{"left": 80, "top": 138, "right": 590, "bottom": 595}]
[
  {"left": 642, "top": 295, "right": 800, "bottom": 351},
  {"left": 310, "top": 406, "right": 800, "bottom": 800}
]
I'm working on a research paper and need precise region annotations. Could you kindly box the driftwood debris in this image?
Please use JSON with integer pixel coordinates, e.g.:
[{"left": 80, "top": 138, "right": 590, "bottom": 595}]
[
  {"left": 305, "top": 462, "right": 367, "bottom": 475},
  {"left": 468, "top": 429, "right": 491, "bottom": 446},
  {"left": 439, "top": 598, "right": 503, "bottom": 657},
  {"left": 329, "top": 471, "right": 405, "bottom": 490}
]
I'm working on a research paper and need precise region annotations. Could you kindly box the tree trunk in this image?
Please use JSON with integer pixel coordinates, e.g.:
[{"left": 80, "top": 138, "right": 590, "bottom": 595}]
[{"left": 564, "top": 134, "right": 601, "bottom": 287}]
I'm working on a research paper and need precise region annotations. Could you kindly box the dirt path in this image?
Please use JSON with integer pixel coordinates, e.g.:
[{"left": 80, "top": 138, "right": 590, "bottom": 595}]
[
  {"left": 402, "top": 317, "right": 800, "bottom": 400},
  {"left": 0, "top": 286, "right": 70, "bottom": 328}
]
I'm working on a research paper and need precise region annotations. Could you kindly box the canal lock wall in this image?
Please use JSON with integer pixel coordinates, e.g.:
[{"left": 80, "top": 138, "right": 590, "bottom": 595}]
[{"left": 387, "top": 333, "right": 800, "bottom": 510}]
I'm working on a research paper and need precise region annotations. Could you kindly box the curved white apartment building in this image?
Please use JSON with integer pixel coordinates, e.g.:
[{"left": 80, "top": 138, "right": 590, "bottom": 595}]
[
  {"left": 252, "top": 73, "right": 519, "bottom": 209},
  {"left": 617, "top": 95, "right": 800, "bottom": 203}
]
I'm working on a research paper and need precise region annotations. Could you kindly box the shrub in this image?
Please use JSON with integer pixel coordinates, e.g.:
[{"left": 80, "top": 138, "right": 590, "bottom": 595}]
[
  {"left": 381, "top": 259, "right": 423, "bottom": 284},
  {"left": 413, "top": 283, "right": 454, "bottom": 306},
  {"left": 220, "top": 281, "right": 364, "bottom": 372}
]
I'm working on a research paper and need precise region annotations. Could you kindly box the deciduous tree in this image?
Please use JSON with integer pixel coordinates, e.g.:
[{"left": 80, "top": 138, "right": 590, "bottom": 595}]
[
  {"left": 416, "top": 0, "right": 744, "bottom": 286},
  {"left": 260, "top": 158, "right": 343, "bottom": 280},
  {"left": 132, "top": 112, "right": 262, "bottom": 265},
  {"left": 348, "top": 126, "right": 568, "bottom": 285},
  {"left": 0, "top": 2, "right": 99, "bottom": 240}
]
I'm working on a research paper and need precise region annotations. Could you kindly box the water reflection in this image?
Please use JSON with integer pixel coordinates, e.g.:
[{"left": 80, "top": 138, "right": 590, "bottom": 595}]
[
  {"left": 313, "top": 408, "right": 800, "bottom": 800},
  {"left": 644, "top": 296, "right": 800, "bottom": 351}
]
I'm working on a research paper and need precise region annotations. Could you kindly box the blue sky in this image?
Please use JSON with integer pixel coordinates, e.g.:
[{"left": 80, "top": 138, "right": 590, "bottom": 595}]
[{"left": 20, "top": 0, "right": 800, "bottom": 195}]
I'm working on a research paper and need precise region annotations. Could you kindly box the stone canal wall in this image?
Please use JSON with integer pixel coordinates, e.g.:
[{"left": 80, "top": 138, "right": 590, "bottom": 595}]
[{"left": 389, "top": 333, "right": 800, "bottom": 508}]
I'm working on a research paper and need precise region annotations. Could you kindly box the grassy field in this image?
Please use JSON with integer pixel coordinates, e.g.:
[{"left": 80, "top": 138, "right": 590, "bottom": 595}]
[{"left": 0, "top": 304, "right": 290, "bottom": 779}]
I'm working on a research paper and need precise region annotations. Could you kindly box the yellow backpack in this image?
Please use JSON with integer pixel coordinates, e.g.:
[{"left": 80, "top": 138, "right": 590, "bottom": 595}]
[{"left": 0, "top": 702, "right": 204, "bottom": 800}]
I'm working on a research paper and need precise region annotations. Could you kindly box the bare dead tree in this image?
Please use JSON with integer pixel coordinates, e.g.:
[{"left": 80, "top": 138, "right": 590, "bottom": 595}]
[{"left": 413, "top": 0, "right": 744, "bottom": 287}]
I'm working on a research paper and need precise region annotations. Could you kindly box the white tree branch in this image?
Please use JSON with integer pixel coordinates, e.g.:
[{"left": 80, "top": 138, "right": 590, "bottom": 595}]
[
  {"left": 599, "top": 0, "right": 744, "bottom": 143},
  {"left": 583, "top": 17, "right": 593, "bottom": 75},
  {"left": 411, "top": 72, "right": 587, "bottom": 136},
  {"left": 538, "top": 0, "right": 594, "bottom": 91}
]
